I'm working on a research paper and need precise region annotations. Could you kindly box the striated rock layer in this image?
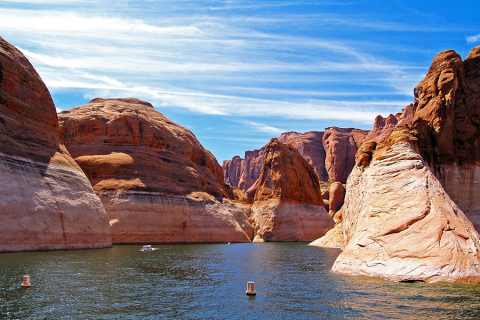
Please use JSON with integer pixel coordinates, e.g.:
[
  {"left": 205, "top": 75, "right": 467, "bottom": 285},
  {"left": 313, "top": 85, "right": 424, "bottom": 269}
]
[
  {"left": 0, "top": 36, "right": 111, "bottom": 252},
  {"left": 59, "top": 98, "right": 251, "bottom": 244},
  {"left": 308, "top": 221, "right": 343, "bottom": 249},
  {"left": 333, "top": 143, "right": 480, "bottom": 282},
  {"left": 250, "top": 138, "right": 334, "bottom": 242},
  {"left": 332, "top": 46, "right": 480, "bottom": 283}
]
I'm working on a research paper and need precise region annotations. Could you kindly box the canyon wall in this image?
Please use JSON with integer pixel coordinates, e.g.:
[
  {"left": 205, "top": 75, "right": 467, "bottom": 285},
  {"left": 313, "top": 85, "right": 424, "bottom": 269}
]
[
  {"left": 0, "top": 36, "right": 111, "bottom": 252},
  {"left": 59, "top": 98, "right": 252, "bottom": 244},
  {"left": 223, "top": 128, "right": 369, "bottom": 191},
  {"left": 331, "top": 46, "right": 480, "bottom": 283}
]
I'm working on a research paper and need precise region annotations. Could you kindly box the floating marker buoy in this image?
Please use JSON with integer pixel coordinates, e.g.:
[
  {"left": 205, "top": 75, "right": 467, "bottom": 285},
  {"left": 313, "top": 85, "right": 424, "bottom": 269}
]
[
  {"left": 246, "top": 281, "right": 256, "bottom": 295},
  {"left": 21, "top": 275, "right": 31, "bottom": 287}
]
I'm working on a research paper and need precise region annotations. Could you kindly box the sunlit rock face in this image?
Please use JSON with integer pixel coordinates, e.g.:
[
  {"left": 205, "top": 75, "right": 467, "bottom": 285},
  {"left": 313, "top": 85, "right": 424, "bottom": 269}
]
[
  {"left": 250, "top": 138, "right": 334, "bottom": 242},
  {"left": 0, "top": 36, "right": 111, "bottom": 252},
  {"left": 332, "top": 47, "right": 480, "bottom": 283},
  {"left": 278, "top": 131, "right": 329, "bottom": 181},
  {"left": 321, "top": 127, "right": 369, "bottom": 183},
  {"left": 308, "top": 220, "right": 343, "bottom": 249},
  {"left": 309, "top": 183, "right": 345, "bottom": 249},
  {"left": 59, "top": 98, "right": 252, "bottom": 244},
  {"left": 223, "top": 128, "right": 368, "bottom": 191},
  {"left": 223, "top": 147, "right": 265, "bottom": 192},
  {"left": 386, "top": 47, "right": 480, "bottom": 232},
  {"left": 333, "top": 143, "right": 480, "bottom": 283}
]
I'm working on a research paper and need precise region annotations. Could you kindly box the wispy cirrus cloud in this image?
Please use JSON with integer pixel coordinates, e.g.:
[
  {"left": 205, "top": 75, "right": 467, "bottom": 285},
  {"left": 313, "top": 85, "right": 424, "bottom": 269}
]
[
  {"left": 2, "top": 0, "right": 466, "bottom": 161},
  {"left": 466, "top": 34, "right": 480, "bottom": 43},
  {"left": 243, "top": 121, "right": 286, "bottom": 134}
]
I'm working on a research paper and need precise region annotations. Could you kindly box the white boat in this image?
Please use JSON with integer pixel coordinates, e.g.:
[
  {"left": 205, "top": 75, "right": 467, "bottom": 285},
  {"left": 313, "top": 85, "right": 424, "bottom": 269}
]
[{"left": 140, "top": 245, "right": 153, "bottom": 251}]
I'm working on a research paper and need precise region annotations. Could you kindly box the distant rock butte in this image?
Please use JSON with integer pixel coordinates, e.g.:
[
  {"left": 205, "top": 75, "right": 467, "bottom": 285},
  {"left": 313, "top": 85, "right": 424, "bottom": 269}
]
[
  {"left": 332, "top": 46, "right": 480, "bottom": 283},
  {"left": 322, "top": 127, "right": 369, "bottom": 183},
  {"left": 223, "top": 128, "right": 368, "bottom": 191},
  {"left": 278, "top": 131, "right": 328, "bottom": 181},
  {"left": 59, "top": 98, "right": 251, "bottom": 244},
  {"left": 250, "top": 138, "right": 334, "bottom": 242},
  {"left": 0, "top": 36, "right": 111, "bottom": 252}
]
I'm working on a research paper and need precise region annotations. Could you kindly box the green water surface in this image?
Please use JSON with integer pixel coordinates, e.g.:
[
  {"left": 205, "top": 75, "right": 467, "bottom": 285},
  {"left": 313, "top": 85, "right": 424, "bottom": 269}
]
[{"left": 1, "top": 243, "right": 479, "bottom": 319}]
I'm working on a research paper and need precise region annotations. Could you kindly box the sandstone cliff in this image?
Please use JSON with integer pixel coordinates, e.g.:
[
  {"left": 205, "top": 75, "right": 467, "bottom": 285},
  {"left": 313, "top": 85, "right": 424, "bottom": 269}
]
[
  {"left": 332, "top": 46, "right": 480, "bottom": 283},
  {"left": 0, "top": 36, "right": 111, "bottom": 252},
  {"left": 250, "top": 138, "right": 334, "bottom": 242},
  {"left": 309, "top": 182, "right": 345, "bottom": 249},
  {"left": 223, "top": 128, "right": 368, "bottom": 191},
  {"left": 333, "top": 143, "right": 480, "bottom": 282},
  {"left": 322, "top": 127, "right": 368, "bottom": 183},
  {"left": 59, "top": 98, "right": 252, "bottom": 244},
  {"left": 278, "top": 131, "right": 328, "bottom": 181}
]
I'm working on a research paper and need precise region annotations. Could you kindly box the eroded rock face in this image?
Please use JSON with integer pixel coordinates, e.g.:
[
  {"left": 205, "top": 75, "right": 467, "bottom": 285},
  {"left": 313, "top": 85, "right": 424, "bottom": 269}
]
[
  {"left": 308, "top": 221, "right": 343, "bottom": 249},
  {"left": 322, "top": 127, "right": 368, "bottom": 183},
  {"left": 59, "top": 98, "right": 251, "bottom": 244},
  {"left": 278, "top": 131, "right": 328, "bottom": 181},
  {"left": 251, "top": 138, "right": 334, "bottom": 242},
  {"left": 333, "top": 143, "right": 480, "bottom": 283},
  {"left": 223, "top": 156, "right": 243, "bottom": 188},
  {"left": 329, "top": 46, "right": 480, "bottom": 283},
  {"left": 387, "top": 47, "right": 480, "bottom": 232},
  {"left": 238, "top": 148, "right": 265, "bottom": 192},
  {"left": 223, "top": 128, "right": 368, "bottom": 190},
  {"left": 328, "top": 182, "right": 345, "bottom": 218},
  {"left": 0, "top": 36, "right": 111, "bottom": 252}
]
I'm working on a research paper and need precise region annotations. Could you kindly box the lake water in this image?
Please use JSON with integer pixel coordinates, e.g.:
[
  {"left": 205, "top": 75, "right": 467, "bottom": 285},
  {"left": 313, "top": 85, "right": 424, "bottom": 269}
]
[{"left": 1, "top": 243, "right": 480, "bottom": 319}]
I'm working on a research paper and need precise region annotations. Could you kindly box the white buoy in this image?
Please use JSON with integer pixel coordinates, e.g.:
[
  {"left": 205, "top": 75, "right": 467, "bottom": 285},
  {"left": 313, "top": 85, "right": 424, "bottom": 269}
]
[
  {"left": 246, "top": 281, "right": 256, "bottom": 295},
  {"left": 21, "top": 275, "right": 31, "bottom": 287}
]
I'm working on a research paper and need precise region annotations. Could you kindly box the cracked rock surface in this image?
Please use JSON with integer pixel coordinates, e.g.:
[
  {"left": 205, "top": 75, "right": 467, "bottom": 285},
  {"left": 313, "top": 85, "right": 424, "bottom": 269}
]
[{"left": 332, "top": 143, "right": 480, "bottom": 283}]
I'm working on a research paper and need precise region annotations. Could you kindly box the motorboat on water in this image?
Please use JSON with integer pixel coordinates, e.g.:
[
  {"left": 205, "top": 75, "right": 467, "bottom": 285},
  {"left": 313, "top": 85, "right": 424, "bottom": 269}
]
[{"left": 140, "top": 245, "right": 153, "bottom": 251}]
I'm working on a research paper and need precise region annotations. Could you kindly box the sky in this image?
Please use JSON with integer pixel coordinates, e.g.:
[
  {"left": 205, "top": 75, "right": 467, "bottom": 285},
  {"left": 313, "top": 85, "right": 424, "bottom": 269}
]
[{"left": 1, "top": 0, "right": 479, "bottom": 163}]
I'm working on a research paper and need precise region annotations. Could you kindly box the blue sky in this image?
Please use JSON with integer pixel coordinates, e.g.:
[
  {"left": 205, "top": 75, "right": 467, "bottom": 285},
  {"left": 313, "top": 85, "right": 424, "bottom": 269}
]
[{"left": 1, "top": 0, "right": 479, "bottom": 162}]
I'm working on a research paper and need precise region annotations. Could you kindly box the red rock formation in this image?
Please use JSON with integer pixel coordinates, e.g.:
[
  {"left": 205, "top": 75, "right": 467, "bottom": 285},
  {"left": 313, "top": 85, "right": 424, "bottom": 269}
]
[
  {"left": 223, "top": 128, "right": 368, "bottom": 190},
  {"left": 278, "top": 131, "right": 328, "bottom": 181},
  {"left": 251, "top": 138, "right": 334, "bottom": 242},
  {"left": 59, "top": 98, "right": 252, "bottom": 244},
  {"left": 223, "top": 155, "right": 243, "bottom": 188},
  {"left": 322, "top": 127, "right": 368, "bottom": 183},
  {"left": 0, "top": 36, "right": 111, "bottom": 252},
  {"left": 327, "top": 182, "right": 345, "bottom": 218},
  {"left": 333, "top": 46, "right": 480, "bottom": 283},
  {"left": 362, "top": 114, "right": 399, "bottom": 143},
  {"left": 386, "top": 47, "right": 480, "bottom": 232},
  {"left": 238, "top": 148, "right": 265, "bottom": 191},
  {"left": 334, "top": 143, "right": 480, "bottom": 282},
  {"left": 309, "top": 182, "right": 345, "bottom": 249}
]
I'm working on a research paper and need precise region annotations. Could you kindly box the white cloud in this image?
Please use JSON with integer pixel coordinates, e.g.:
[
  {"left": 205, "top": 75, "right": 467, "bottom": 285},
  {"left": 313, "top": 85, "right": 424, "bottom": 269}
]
[
  {"left": 1, "top": 3, "right": 420, "bottom": 125},
  {"left": 0, "top": 10, "right": 201, "bottom": 36},
  {"left": 466, "top": 34, "right": 480, "bottom": 43},
  {"left": 243, "top": 121, "right": 286, "bottom": 134}
]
